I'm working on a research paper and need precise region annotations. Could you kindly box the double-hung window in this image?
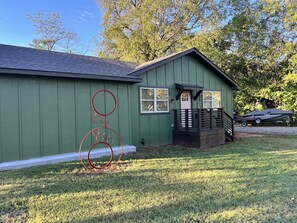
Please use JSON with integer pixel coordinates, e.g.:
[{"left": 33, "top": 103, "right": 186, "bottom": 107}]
[
  {"left": 203, "top": 91, "right": 221, "bottom": 108},
  {"left": 140, "top": 87, "right": 169, "bottom": 113}
]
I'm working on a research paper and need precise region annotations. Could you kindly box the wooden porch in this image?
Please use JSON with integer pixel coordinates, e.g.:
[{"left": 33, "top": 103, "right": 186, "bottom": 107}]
[{"left": 172, "top": 108, "right": 234, "bottom": 148}]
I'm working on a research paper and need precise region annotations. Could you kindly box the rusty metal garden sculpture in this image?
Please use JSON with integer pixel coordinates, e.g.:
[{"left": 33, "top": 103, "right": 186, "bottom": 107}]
[{"left": 79, "top": 90, "right": 123, "bottom": 172}]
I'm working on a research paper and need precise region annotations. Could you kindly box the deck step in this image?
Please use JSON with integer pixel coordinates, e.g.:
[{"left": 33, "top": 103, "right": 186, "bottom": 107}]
[{"left": 225, "top": 134, "right": 233, "bottom": 142}]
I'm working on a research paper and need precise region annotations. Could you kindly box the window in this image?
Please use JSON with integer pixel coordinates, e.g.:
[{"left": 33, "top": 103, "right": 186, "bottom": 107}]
[
  {"left": 140, "top": 87, "right": 169, "bottom": 113},
  {"left": 203, "top": 91, "right": 221, "bottom": 108},
  {"left": 181, "top": 93, "right": 189, "bottom": 101}
]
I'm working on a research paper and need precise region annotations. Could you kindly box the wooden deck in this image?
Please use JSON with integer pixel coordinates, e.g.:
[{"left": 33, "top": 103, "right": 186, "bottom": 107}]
[{"left": 172, "top": 108, "right": 232, "bottom": 148}]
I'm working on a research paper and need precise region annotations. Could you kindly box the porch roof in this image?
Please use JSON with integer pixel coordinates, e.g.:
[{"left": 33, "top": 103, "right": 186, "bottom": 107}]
[
  {"left": 175, "top": 83, "right": 204, "bottom": 100},
  {"left": 175, "top": 83, "right": 203, "bottom": 91}
]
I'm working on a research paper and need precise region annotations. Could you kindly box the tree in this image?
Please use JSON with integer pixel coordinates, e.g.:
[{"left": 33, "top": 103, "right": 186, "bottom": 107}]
[
  {"left": 98, "top": 0, "right": 297, "bottom": 113},
  {"left": 97, "top": 0, "right": 223, "bottom": 62},
  {"left": 268, "top": 0, "right": 297, "bottom": 112},
  {"left": 28, "top": 12, "right": 89, "bottom": 54},
  {"left": 216, "top": 0, "right": 297, "bottom": 113}
]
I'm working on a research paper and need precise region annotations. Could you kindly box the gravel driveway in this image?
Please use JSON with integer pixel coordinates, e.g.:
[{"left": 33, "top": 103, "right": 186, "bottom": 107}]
[{"left": 235, "top": 126, "right": 297, "bottom": 135}]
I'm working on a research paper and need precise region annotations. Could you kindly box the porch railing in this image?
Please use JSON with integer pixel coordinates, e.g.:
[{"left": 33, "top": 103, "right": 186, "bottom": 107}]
[
  {"left": 173, "top": 108, "right": 224, "bottom": 132},
  {"left": 223, "top": 111, "right": 235, "bottom": 141}
]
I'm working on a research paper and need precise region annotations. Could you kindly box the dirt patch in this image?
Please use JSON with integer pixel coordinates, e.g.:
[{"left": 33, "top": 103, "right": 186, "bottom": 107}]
[
  {"left": 235, "top": 132, "right": 267, "bottom": 139},
  {"left": 0, "top": 209, "right": 28, "bottom": 223}
]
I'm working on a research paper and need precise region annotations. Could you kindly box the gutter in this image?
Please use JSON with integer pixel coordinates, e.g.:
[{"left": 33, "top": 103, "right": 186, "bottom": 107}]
[{"left": 0, "top": 68, "right": 143, "bottom": 83}]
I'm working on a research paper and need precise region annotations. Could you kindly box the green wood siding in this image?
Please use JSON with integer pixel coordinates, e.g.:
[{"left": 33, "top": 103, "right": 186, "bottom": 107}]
[
  {"left": 0, "top": 77, "right": 20, "bottom": 161},
  {"left": 131, "top": 54, "right": 234, "bottom": 147},
  {"left": 40, "top": 79, "right": 59, "bottom": 156},
  {"left": 74, "top": 81, "right": 92, "bottom": 155},
  {"left": 0, "top": 75, "right": 132, "bottom": 163},
  {"left": 0, "top": 54, "right": 235, "bottom": 162},
  {"left": 20, "top": 79, "right": 41, "bottom": 159}
]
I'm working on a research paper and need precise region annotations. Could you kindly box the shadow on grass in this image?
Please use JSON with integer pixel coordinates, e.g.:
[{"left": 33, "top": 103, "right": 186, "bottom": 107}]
[
  {"left": 67, "top": 172, "right": 297, "bottom": 223},
  {"left": 3, "top": 168, "right": 297, "bottom": 222},
  {"left": 5, "top": 153, "right": 297, "bottom": 199},
  {"left": 2, "top": 135, "right": 297, "bottom": 180},
  {"left": 1, "top": 135, "right": 297, "bottom": 222}
]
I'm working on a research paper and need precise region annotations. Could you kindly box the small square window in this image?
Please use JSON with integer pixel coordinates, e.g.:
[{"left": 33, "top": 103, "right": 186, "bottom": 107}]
[
  {"left": 203, "top": 91, "right": 221, "bottom": 108},
  {"left": 140, "top": 87, "right": 169, "bottom": 113}
]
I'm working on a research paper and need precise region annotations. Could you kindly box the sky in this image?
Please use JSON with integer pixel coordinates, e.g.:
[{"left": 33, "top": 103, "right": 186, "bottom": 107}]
[{"left": 0, "top": 0, "right": 102, "bottom": 55}]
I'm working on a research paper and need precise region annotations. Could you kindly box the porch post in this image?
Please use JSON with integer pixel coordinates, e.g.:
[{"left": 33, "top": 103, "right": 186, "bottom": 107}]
[
  {"left": 197, "top": 109, "right": 201, "bottom": 133},
  {"left": 210, "top": 109, "right": 213, "bottom": 130},
  {"left": 185, "top": 109, "right": 189, "bottom": 132},
  {"left": 221, "top": 108, "right": 224, "bottom": 128},
  {"left": 173, "top": 109, "right": 177, "bottom": 131}
]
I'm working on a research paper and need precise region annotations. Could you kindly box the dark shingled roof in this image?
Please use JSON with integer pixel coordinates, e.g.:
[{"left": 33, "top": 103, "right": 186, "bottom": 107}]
[
  {"left": 0, "top": 44, "right": 239, "bottom": 89},
  {"left": 0, "top": 44, "right": 142, "bottom": 82}
]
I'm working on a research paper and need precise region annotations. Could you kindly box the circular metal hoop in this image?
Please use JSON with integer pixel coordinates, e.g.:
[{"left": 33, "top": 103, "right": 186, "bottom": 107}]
[
  {"left": 91, "top": 90, "right": 116, "bottom": 116},
  {"left": 87, "top": 141, "right": 114, "bottom": 170},
  {"left": 79, "top": 127, "right": 123, "bottom": 172}
]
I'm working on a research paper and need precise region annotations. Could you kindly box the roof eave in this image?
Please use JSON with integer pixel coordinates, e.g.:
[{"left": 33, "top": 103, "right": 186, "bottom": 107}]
[
  {"left": 190, "top": 48, "right": 241, "bottom": 90},
  {"left": 128, "top": 48, "right": 240, "bottom": 90},
  {"left": 128, "top": 48, "right": 195, "bottom": 77},
  {"left": 0, "top": 68, "right": 142, "bottom": 83}
]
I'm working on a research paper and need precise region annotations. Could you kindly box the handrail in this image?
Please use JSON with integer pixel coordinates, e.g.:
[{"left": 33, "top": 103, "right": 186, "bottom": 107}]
[
  {"left": 173, "top": 108, "right": 224, "bottom": 132},
  {"left": 224, "top": 111, "right": 233, "bottom": 120},
  {"left": 173, "top": 108, "right": 234, "bottom": 142},
  {"left": 223, "top": 111, "right": 234, "bottom": 141}
]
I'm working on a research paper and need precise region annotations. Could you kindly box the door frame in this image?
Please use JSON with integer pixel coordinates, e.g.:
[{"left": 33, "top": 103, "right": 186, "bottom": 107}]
[
  {"left": 180, "top": 91, "right": 193, "bottom": 128},
  {"left": 180, "top": 91, "right": 192, "bottom": 110}
]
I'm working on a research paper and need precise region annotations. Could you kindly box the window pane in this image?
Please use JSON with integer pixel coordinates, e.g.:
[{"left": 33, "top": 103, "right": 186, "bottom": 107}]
[
  {"left": 142, "top": 101, "right": 154, "bottom": 112},
  {"left": 141, "top": 89, "right": 154, "bottom": 99},
  {"left": 157, "top": 101, "right": 168, "bottom": 111},
  {"left": 181, "top": 93, "right": 189, "bottom": 101},
  {"left": 156, "top": 89, "right": 168, "bottom": 100},
  {"left": 203, "top": 92, "right": 212, "bottom": 100},
  {"left": 203, "top": 101, "right": 212, "bottom": 108},
  {"left": 213, "top": 101, "right": 221, "bottom": 108},
  {"left": 212, "top": 92, "right": 221, "bottom": 101}
]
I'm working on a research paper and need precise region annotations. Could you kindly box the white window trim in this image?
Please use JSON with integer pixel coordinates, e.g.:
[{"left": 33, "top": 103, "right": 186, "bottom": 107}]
[
  {"left": 203, "top": 90, "right": 222, "bottom": 108},
  {"left": 140, "top": 87, "right": 169, "bottom": 114}
]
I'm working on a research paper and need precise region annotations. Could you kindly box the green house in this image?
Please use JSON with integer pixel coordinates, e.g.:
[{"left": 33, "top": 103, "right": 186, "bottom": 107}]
[{"left": 0, "top": 44, "right": 239, "bottom": 168}]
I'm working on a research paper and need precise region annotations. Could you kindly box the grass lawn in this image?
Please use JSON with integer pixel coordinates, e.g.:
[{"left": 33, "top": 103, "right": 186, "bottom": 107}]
[{"left": 1, "top": 135, "right": 297, "bottom": 222}]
